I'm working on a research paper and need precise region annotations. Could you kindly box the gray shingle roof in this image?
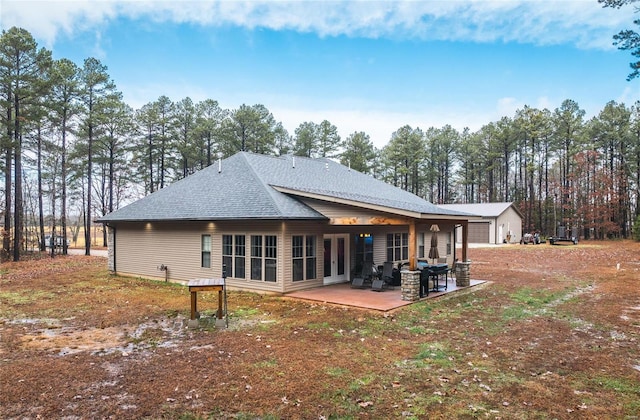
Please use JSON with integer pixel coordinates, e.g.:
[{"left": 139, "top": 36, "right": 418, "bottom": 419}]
[
  {"left": 437, "top": 202, "right": 519, "bottom": 218},
  {"left": 98, "top": 152, "right": 469, "bottom": 222}
]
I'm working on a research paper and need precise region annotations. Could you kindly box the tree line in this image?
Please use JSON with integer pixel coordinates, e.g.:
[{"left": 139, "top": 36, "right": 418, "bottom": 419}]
[{"left": 2, "top": 27, "right": 639, "bottom": 261}]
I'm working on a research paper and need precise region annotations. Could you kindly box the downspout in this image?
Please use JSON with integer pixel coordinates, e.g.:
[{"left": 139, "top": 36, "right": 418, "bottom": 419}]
[
  {"left": 453, "top": 224, "right": 459, "bottom": 264},
  {"left": 112, "top": 226, "right": 116, "bottom": 272},
  {"left": 106, "top": 223, "right": 116, "bottom": 273}
]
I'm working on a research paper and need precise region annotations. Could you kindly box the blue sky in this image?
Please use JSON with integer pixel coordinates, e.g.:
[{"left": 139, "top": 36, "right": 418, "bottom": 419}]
[{"left": 2, "top": 0, "right": 638, "bottom": 148}]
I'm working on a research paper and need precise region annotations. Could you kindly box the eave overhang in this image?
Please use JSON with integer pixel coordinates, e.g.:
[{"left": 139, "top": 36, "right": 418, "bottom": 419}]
[{"left": 271, "top": 186, "right": 479, "bottom": 222}]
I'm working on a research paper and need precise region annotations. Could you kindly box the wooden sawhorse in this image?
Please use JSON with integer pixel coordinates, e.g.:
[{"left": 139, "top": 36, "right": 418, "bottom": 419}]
[{"left": 187, "top": 278, "right": 227, "bottom": 327}]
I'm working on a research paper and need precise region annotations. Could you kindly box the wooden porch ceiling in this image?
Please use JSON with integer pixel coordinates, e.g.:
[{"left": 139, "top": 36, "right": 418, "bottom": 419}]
[
  {"left": 328, "top": 216, "right": 470, "bottom": 270},
  {"left": 328, "top": 216, "right": 467, "bottom": 226}
]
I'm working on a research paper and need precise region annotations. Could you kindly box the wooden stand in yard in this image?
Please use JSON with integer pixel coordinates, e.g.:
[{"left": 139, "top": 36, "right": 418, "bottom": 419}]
[{"left": 188, "top": 277, "right": 227, "bottom": 328}]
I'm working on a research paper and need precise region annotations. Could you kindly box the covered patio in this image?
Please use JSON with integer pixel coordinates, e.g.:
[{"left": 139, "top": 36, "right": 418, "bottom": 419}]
[{"left": 286, "top": 278, "right": 486, "bottom": 311}]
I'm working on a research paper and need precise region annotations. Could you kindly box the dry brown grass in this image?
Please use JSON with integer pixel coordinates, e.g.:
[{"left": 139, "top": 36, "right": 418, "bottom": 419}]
[{"left": 1, "top": 241, "right": 639, "bottom": 419}]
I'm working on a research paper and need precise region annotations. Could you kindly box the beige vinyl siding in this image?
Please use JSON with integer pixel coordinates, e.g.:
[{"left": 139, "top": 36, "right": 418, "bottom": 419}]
[
  {"left": 367, "top": 226, "right": 410, "bottom": 266},
  {"left": 112, "top": 218, "right": 458, "bottom": 292},
  {"left": 368, "top": 225, "right": 454, "bottom": 266},
  {"left": 372, "top": 227, "right": 391, "bottom": 265},
  {"left": 423, "top": 231, "right": 452, "bottom": 263},
  {"left": 113, "top": 220, "right": 329, "bottom": 293},
  {"left": 115, "top": 222, "right": 213, "bottom": 283}
]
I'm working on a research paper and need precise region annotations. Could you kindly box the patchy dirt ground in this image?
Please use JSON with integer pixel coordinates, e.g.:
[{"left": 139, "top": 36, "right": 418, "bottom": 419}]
[{"left": 1, "top": 241, "right": 640, "bottom": 419}]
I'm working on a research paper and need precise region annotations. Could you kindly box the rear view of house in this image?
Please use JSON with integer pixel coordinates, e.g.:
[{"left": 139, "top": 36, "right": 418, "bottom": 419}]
[{"left": 98, "top": 152, "right": 473, "bottom": 293}]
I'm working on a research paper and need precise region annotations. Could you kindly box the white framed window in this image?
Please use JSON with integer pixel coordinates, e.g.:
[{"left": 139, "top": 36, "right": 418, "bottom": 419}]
[
  {"left": 201, "top": 235, "right": 211, "bottom": 268},
  {"left": 386, "top": 233, "right": 408, "bottom": 262},
  {"left": 251, "top": 235, "right": 277, "bottom": 282},
  {"left": 292, "top": 235, "right": 317, "bottom": 281},
  {"left": 306, "top": 236, "right": 317, "bottom": 280},
  {"left": 235, "top": 235, "right": 246, "bottom": 278},
  {"left": 222, "top": 234, "right": 245, "bottom": 278}
]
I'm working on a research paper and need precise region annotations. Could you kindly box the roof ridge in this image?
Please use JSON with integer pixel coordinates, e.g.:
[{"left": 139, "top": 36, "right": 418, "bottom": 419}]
[
  {"left": 98, "top": 152, "right": 470, "bottom": 223},
  {"left": 240, "top": 152, "right": 289, "bottom": 218}
]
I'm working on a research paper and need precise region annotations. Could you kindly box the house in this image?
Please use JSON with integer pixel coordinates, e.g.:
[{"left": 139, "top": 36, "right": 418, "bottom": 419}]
[
  {"left": 437, "top": 202, "right": 522, "bottom": 244},
  {"left": 97, "top": 152, "right": 474, "bottom": 295}
]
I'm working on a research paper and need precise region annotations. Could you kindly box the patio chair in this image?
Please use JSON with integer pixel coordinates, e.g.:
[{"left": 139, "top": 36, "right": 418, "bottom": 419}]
[
  {"left": 372, "top": 261, "right": 394, "bottom": 292},
  {"left": 366, "top": 261, "right": 379, "bottom": 280},
  {"left": 352, "top": 261, "right": 375, "bottom": 288},
  {"left": 382, "top": 261, "right": 397, "bottom": 289},
  {"left": 351, "top": 276, "right": 366, "bottom": 288},
  {"left": 362, "top": 261, "right": 378, "bottom": 284},
  {"left": 437, "top": 258, "right": 455, "bottom": 284},
  {"left": 448, "top": 259, "right": 457, "bottom": 283},
  {"left": 419, "top": 268, "right": 433, "bottom": 297},
  {"left": 371, "top": 277, "right": 385, "bottom": 291}
]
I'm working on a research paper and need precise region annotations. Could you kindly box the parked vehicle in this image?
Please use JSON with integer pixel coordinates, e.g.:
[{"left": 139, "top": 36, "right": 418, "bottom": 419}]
[
  {"left": 521, "top": 232, "right": 541, "bottom": 245},
  {"left": 549, "top": 225, "right": 579, "bottom": 245}
]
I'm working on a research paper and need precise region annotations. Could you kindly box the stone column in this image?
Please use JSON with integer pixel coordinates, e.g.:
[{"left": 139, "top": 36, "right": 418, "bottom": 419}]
[
  {"left": 401, "top": 270, "right": 421, "bottom": 301},
  {"left": 106, "top": 226, "right": 115, "bottom": 272},
  {"left": 455, "top": 260, "right": 471, "bottom": 287}
]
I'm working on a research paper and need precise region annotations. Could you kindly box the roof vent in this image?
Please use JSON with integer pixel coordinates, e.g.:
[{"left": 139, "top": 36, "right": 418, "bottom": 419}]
[
  {"left": 218, "top": 158, "right": 222, "bottom": 173},
  {"left": 292, "top": 156, "right": 295, "bottom": 169}
]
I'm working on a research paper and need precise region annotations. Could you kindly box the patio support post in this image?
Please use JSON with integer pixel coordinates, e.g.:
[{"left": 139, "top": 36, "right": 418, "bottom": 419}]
[
  {"left": 456, "top": 220, "right": 471, "bottom": 287},
  {"left": 408, "top": 219, "right": 416, "bottom": 270},
  {"left": 461, "top": 221, "right": 469, "bottom": 262}
]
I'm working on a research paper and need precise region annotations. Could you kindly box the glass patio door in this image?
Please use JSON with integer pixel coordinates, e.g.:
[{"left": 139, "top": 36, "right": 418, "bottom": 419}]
[{"left": 323, "top": 234, "right": 349, "bottom": 285}]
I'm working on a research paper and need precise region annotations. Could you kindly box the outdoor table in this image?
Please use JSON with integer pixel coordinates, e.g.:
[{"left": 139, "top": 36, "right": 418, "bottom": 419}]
[
  {"left": 418, "top": 263, "right": 449, "bottom": 293},
  {"left": 187, "top": 277, "right": 227, "bottom": 327}
]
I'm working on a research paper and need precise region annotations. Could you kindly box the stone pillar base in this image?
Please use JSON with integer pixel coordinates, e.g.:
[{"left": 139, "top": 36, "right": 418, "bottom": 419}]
[
  {"left": 401, "top": 270, "right": 421, "bottom": 301},
  {"left": 455, "top": 261, "right": 471, "bottom": 287}
]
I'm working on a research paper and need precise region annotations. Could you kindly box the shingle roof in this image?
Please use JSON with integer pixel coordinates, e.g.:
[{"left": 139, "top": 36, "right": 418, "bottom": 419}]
[
  {"left": 437, "top": 202, "right": 519, "bottom": 218},
  {"left": 98, "top": 152, "right": 469, "bottom": 222}
]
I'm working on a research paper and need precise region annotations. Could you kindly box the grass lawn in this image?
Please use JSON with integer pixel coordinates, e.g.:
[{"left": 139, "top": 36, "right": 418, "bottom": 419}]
[{"left": 1, "top": 241, "right": 639, "bottom": 419}]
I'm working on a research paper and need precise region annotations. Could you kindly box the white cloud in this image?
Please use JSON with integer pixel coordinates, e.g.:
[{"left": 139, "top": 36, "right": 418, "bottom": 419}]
[
  {"left": 616, "top": 85, "right": 640, "bottom": 106},
  {"left": 2, "top": 0, "right": 631, "bottom": 50},
  {"left": 497, "top": 97, "right": 522, "bottom": 118},
  {"left": 495, "top": 95, "right": 558, "bottom": 118},
  {"left": 6, "top": 0, "right": 632, "bottom": 147},
  {"left": 1, "top": 1, "right": 118, "bottom": 48}
]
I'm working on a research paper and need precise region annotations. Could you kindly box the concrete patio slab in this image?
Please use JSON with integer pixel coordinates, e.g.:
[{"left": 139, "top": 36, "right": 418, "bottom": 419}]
[{"left": 285, "top": 279, "right": 486, "bottom": 311}]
